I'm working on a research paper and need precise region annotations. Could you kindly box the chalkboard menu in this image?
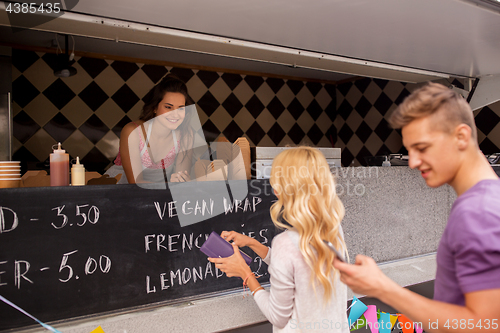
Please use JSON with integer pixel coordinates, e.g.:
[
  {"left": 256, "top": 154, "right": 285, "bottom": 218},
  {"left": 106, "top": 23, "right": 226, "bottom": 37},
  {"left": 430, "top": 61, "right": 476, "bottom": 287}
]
[{"left": 0, "top": 180, "right": 279, "bottom": 331}]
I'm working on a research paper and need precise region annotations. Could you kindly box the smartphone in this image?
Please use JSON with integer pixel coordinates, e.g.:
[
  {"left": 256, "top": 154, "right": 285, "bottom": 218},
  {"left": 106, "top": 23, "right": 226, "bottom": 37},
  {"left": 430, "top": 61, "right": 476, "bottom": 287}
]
[{"left": 323, "top": 240, "right": 346, "bottom": 263}]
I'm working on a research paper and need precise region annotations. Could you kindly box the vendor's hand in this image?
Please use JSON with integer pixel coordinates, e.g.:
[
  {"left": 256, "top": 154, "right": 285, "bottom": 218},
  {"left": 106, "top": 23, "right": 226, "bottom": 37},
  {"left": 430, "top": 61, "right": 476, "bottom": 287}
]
[
  {"left": 208, "top": 243, "right": 252, "bottom": 278},
  {"left": 170, "top": 170, "right": 190, "bottom": 182},
  {"left": 221, "top": 231, "right": 254, "bottom": 248},
  {"left": 333, "top": 254, "right": 396, "bottom": 299}
]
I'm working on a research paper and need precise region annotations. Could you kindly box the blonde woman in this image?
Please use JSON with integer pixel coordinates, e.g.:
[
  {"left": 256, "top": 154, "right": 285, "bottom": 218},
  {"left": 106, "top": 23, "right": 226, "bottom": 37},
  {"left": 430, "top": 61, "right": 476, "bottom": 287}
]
[{"left": 209, "top": 147, "right": 349, "bottom": 332}]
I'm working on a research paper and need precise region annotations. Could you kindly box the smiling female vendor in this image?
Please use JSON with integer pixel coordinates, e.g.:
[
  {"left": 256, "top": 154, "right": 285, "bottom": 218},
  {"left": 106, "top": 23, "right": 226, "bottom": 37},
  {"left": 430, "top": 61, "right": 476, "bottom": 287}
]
[{"left": 106, "top": 74, "right": 195, "bottom": 184}]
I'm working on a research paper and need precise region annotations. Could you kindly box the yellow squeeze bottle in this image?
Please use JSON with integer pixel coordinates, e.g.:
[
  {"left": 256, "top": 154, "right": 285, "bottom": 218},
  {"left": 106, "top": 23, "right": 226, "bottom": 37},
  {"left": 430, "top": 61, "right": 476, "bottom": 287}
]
[{"left": 71, "top": 157, "right": 85, "bottom": 186}]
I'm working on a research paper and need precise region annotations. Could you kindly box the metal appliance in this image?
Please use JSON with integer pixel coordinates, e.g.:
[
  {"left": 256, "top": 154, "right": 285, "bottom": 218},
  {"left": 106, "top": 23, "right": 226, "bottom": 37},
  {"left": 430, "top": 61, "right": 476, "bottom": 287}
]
[{"left": 253, "top": 147, "right": 341, "bottom": 179}]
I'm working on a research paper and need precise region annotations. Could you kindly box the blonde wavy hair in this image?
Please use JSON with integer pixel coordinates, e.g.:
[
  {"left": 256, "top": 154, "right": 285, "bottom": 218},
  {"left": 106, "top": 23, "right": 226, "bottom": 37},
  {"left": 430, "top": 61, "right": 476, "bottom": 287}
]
[{"left": 269, "top": 147, "right": 347, "bottom": 304}]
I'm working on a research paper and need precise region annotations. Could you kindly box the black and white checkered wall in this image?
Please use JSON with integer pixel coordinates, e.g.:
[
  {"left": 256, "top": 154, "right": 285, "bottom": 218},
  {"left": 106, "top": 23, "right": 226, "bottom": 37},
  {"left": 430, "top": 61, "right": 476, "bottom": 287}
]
[
  {"left": 11, "top": 49, "right": 500, "bottom": 172},
  {"left": 335, "top": 78, "right": 500, "bottom": 166},
  {"left": 11, "top": 49, "right": 337, "bottom": 173}
]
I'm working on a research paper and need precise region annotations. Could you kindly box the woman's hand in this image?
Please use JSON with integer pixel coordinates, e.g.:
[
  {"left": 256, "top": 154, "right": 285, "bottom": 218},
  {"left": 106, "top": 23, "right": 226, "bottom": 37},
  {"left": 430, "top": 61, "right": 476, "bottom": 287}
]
[
  {"left": 170, "top": 170, "right": 190, "bottom": 182},
  {"left": 208, "top": 243, "right": 252, "bottom": 278},
  {"left": 221, "top": 231, "right": 255, "bottom": 248},
  {"left": 222, "top": 231, "right": 269, "bottom": 259}
]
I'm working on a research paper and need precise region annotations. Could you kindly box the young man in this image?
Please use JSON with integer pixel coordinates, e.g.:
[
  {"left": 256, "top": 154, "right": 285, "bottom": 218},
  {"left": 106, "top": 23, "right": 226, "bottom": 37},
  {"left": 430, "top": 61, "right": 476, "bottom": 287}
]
[{"left": 334, "top": 83, "right": 500, "bottom": 332}]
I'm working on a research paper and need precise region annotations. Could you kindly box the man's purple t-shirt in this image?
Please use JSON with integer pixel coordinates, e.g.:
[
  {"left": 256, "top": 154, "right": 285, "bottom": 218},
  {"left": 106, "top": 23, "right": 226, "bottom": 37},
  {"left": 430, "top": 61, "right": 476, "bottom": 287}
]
[{"left": 434, "top": 179, "right": 500, "bottom": 305}]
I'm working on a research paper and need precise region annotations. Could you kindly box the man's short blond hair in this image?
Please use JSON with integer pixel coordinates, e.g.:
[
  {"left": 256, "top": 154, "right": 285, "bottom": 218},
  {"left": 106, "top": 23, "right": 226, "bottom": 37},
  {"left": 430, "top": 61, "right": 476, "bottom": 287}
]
[{"left": 388, "top": 82, "right": 477, "bottom": 141}]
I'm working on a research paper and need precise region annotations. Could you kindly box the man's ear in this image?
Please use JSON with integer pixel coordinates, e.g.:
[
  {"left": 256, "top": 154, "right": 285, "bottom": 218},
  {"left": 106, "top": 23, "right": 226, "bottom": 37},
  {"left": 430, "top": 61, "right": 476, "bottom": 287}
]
[{"left": 455, "top": 124, "right": 472, "bottom": 150}]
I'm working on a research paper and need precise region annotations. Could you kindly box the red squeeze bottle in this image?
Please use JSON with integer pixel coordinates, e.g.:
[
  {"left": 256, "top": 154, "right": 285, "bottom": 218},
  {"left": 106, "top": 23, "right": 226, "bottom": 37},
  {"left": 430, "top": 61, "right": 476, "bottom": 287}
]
[{"left": 50, "top": 142, "right": 70, "bottom": 186}]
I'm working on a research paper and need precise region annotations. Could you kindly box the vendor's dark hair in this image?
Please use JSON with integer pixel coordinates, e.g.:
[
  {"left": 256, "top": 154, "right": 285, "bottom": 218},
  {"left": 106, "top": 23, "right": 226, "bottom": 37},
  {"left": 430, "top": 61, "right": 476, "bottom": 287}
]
[
  {"left": 140, "top": 74, "right": 193, "bottom": 121},
  {"left": 140, "top": 74, "right": 195, "bottom": 165}
]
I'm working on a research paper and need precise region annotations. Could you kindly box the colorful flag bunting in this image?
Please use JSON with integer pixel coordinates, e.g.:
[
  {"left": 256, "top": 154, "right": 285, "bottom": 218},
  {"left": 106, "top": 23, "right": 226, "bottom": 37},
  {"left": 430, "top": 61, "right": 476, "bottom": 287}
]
[
  {"left": 397, "top": 314, "right": 414, "bottom": 333},
  {"left": 364, "top": 305, "right": 379, "bottom": 333},
  {"left": 348, "top": 296, "right": 368, "bottom": 327},
  {"left": 347, "top": 299, "right": 424, "bottom": 333},
  {"left": 378, "top": 311, "right": 392, "bottom": 333},
  {"left": 350, "top": 315, "right": 367, "bottom": 331},
  {"left": 389, "top": 314, "right": 398, "bottom": 329}
]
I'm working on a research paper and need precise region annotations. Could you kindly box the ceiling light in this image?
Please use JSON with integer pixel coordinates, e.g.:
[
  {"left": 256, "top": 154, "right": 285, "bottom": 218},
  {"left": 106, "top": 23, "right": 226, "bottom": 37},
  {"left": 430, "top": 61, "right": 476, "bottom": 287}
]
[{"left": 54, "top": 34, "right": 77, "bottom": 77}]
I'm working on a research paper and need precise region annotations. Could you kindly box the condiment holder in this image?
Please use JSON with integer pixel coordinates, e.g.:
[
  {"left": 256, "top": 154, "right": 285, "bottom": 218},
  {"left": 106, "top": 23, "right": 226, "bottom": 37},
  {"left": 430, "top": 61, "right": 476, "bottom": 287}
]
[
  {"left": 0, "top": 161, "right": 21, "bottom": 188},
  {"left": 71, "top": 157, "right": 85, "bottom": 186},
  {"left": 50, "top": 143, "right": 69, "bottom": 186}
]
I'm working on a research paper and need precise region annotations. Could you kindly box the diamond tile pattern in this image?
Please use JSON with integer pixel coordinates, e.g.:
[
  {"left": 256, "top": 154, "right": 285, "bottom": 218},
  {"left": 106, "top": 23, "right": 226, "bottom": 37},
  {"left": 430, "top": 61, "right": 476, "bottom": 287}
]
[
  {"left": 81, "top": 147, "right": 111, "bottom": 174},
  {"left": 355, "top": 96, "right": 372, "bottom": 118},
  {"left": 78, "top": 57, "right": 108, "bottom": 79},
  {"left": 43, "top": 112, "right": 77, "bottom": 143},
  {"left": 197, "top": 70, "right": 220, "bottom": 89},
  {"left": 112, "top": 115, "right": 133, "bottom": 138},
  {"left": 13, "top": 50, "right": 499, "bottom": 171},
  {"left": 197, "top": 91, "right": 220, "bottom": 117},
  {"left": 12, "top": 75, "right": 39, "bottom": 108},
  {"left": 265, "top": 96, "right": 284, "bottom": 120},
  {"left": 306, "top": 82, "right": 322, "bottom": 97},
  {"left": 141, "top": 64, "right": 168, "bottom": 84},
  {"left": 202, "top": 119, "right": 220, "bottom": 142},
  {"left": 41, "top": 53, "right": 62, "bottom": 73},
  {"left": 222, "top": 120, "right": 244, "bottom": 143},
  {"left": 79, "top": 114, "right": 109, "bottom": 145},
  {"left": 373, "top": 92, "right": 393, "bottom": 116},
  {"left": 288, "top": 98, "right": 305, "bottom": 120},
  {"left": 287, "top": 80, "right": 304, "bottom": 95},
  {"left": 43, "top": 79, "right": 76, "bottom": 110},
  {"left": 13, "top": 111, "right": 40, "bottom": 144},
  {"left": 244, "top": 75, "right": 264, "bottom": 92},
  {"left": 246, "top": 122, "right": 266, "bottom": 146},
  {"left": 475, "top": 106, "right": 500, "bottom": 136},
  {"left": 331, "top": 77, "right": 500, "bottom": 166},
  {"left": 479, "top": 137, "right": 498, "bottom": 155},
  {"left": 288, "top": 123, "right": 305, "bottom": 145},
  {"left": 79, "top": 81, "right": 109, "bottom": 111},
  {"left": 307, "top": 99, "right": 323, "bottom": 121},
  {"left": 111, "top": 84, "right": 140, "bottom": 112},
  {"left": 111, "top": 61, "right": 140, "bottom": 81},
  {"left": 12, "top": 49, "right": 39, "bottom": 73},
  {"left": 268, "top": 123, "right": 286, "bottom": 146},
  {"left": 355, "top": 121, "right": 372, "bottom": 143},
  {"left": 169, "top": 67, "right": 195, "bottom": 84},
  {"left": 266, "top": 77, "right": 285, "bottom": 94},
  {"left": 222, "top": 93, "right": 243, "bottom": 118},
  {"left": 336, "top": 79, "right": 402, "bottom": 166},
  {"left": 307, "top": 123, "right": 323, "bottom": 145},
  {"left": 221, "top": 73, "right": 243, "bottom": 90},
  {"left": 245, "top": 95, "right": 265, "bottom": 118}
]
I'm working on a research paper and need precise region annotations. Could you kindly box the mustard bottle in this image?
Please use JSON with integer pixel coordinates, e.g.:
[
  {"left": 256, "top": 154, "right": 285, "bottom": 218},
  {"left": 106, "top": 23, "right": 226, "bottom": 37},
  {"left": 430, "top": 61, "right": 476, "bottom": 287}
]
[{"left": 71, "top": 157, "right": 85, "bottom": 186}]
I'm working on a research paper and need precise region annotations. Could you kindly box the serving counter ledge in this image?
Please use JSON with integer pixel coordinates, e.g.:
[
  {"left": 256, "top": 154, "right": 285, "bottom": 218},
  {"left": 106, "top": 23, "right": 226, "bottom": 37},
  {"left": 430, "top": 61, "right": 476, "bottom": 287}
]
[{"left": 11, "top": 253, "right": 436, "bottom": 333}]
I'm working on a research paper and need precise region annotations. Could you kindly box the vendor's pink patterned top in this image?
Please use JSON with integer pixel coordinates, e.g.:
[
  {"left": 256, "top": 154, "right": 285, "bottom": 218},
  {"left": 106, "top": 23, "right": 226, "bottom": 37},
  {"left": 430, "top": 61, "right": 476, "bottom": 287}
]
[{"left": 114, "top": 123, "right": 179, "bottom": 169}]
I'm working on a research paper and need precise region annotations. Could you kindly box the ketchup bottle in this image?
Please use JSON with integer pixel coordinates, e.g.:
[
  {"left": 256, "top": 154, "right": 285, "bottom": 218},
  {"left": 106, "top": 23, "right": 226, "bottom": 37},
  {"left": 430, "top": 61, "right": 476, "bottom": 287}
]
[{"left": 50, "top": 142, "right": 69, "bottom": 186}]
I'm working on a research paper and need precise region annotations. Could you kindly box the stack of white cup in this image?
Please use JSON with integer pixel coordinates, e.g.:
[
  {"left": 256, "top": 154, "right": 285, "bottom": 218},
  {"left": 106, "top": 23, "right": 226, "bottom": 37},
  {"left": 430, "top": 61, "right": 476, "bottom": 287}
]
[{"left": 0, "top": 161, "right": 21, "bottom": 188}]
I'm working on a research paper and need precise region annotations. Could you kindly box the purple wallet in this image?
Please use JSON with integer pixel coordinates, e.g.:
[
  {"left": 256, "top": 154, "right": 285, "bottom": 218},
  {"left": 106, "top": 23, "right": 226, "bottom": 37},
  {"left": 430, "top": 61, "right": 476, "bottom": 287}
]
[{"left": 200, "top": 231, "right": 252, "bottom": 266}]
